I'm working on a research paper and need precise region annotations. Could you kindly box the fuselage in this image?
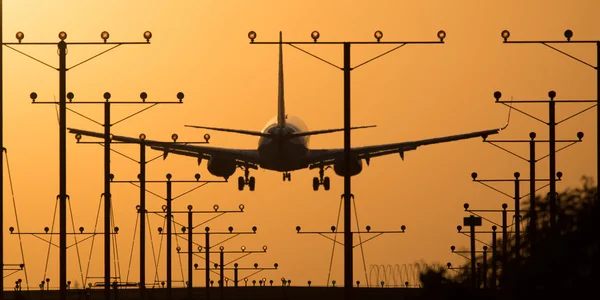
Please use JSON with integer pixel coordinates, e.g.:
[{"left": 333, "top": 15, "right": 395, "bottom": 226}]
[{"left": 257, "top": 115, "right": 310, "bottom": 171}]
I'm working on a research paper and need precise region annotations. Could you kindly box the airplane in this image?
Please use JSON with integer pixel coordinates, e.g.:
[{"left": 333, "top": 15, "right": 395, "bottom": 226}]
[{"left": 68, "top": 32, "right": 506, "bottom": 192}]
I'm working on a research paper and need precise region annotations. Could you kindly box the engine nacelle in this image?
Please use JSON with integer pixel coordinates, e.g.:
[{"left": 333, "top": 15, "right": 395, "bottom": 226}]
[
  {"left": 333, "top": 158, "right": 363, "bottom": 177},
  {"left": 207, "top": 157, "right": 236, "bottom": 179}
]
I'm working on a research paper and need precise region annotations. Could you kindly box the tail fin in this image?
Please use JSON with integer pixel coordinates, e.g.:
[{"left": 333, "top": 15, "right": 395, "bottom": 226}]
[{"left": 277, "top": 31, "right": 286, "bottom": 129}]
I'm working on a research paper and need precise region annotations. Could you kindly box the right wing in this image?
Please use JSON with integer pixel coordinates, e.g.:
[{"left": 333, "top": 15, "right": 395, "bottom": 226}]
[
  {"left": 68, "top": 128, "right": 260, "bottom": 167},
  {"left": 305, "top": 128, "right": 501, "bottom": 168}
]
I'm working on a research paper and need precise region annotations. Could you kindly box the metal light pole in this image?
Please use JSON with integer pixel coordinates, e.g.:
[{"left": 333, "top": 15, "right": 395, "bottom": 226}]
[
  {"left": 71, "top": 92, "right": 184, "bottom": 300},
  {"left": 249, "top": 30, "right": 445, "bottom": 295},
  {"left": 499, "top": 28, "right": 600, "bottom": 213},
  {"left": 460, "top": 204, "right": 508, "bottom": 289},
  {"left": 74, "top": 123, "right": 216, "bottom": 300},
  {"left": 1, "top": 2, "right": 4, "bottom": 298},
  {"left": 295, "top": 223, "right": 406, "bottom": 288},
  {"left": 470, "top": 171, "right": 563, "bottom": 260},
  {"left": 464, "top": 215, "right": 482, "bottom": 289},
  {"left": 186, "top": 226, "right": 258, "bottom": 300},
  {"left": 482, "top": 130, "right": 582, "bottom": 251},
  {"left": 3, "top": 30, "right": 151, "bottom": 300}
]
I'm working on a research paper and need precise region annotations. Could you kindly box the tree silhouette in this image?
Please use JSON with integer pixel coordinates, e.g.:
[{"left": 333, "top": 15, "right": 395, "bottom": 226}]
[{"left": 420, "top": 176, "right": 598, "bottom": 295}]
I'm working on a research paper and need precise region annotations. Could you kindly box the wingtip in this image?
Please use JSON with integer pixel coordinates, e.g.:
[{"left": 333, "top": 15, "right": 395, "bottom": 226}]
[{"left": 500, "top": 102, "right": 513, "bottom": 131}]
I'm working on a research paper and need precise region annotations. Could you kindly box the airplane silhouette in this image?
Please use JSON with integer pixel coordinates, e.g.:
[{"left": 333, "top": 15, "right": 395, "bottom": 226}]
[{"left": 68, "top": 32, "right": 505, "bottom": 191}]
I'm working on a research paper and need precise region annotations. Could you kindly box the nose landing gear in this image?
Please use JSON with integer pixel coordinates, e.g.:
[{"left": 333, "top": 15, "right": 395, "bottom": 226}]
[
  {"left": 237, "top": 166, "right": 256, "bottom": 191},
  {"left": 312, "top": 166, "right": 330, "bottom": 191}
]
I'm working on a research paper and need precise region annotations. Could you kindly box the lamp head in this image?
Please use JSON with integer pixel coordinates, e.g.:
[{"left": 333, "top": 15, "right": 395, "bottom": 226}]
[
  {"left": 437, "top": 30, "right": 446, "bottom": 42},
  {"left": 213, "top": 204, "right": 219, "bottom": 211},
  {"left": 471, "top": 172, "right": 478, "bottom": 180},
  {"left": 564, "top": 29, "right": 573, "bottom": 41},
  {"left": 58, "top": 31, "right": 67, "bottom": 41},
  {"left": 101, "top": 31, "right": 110, "bottom": 42},
  {"left": 577, "top": 132, "right": 584, "bottom": 140},
  {"left": 556, "top": 171, "right": 563, "bottom": 180},
  {"left": 463, "top": 203, "right": 469, "bottom": 210},
  {"left": 195, "top": 173, "right": 201, "bottom": 181},
  {"left": 374, "top": 30, "right": 383, "bottom": 42},
  {"left": 30, "top": 92, "right": 38, "bottom": 102},
  {"left": 401, "top": 225, "right": 406, "bottom": 232},
  {"left": 450, "top": 245, "right": 455, "bottom": 252},
  {"left": 239, "top": 204, "right": 245, "bottom": 211},
  {"left": 331, "top": 225, "right": 336, "bottom": 232},
  {"left": 365, "top": 225, "right": 371, "bottom": 232},
  {"left": 457, "top": 225, "right": 462, "bottom": 232},
  {"left": 171, "top": 133, "right": 178, "bottom": 142},
  {"left": 204, "top": 133, "right": 211, "bottom": 142},
  {"left": 311, "top": 31, "right": 320, "bottom": 42},
  {"left": 529, "top": 132, "right": 536, "bottom": 139},
  {"left": 514, "top": 172, "right": 520, "bottom": 179},
  {"left": 501, "top": 30, "right": 510, "bottom": 42},
  {"left": 140, "top": 92, "right": 148, "bottom": 102},
  {"left": 177, "top": 92, "right": 184, "bottom": 102},
  {"left": 139, "top": 133, "right": 146, "bottom": 141},
  {"left": 493, "top": 91, "right": 502, "bottom": 101},
  {"left": 16, "top": 31, "right": 24, "bottom": 43},
  {"left": 548, "top": 90, "right": 556, "bottom": 100},
  {"left": 248, "top": 31, "right": 257, "bottom": 42},
  {"left": 143, "top": 31, "right": 152, "bottom": 42},
  {"left": 296, "top": 225, "right": 301, "bottom": 233},
  {"left": 502, "top": 203, "right": 508, "bottom": 210},
  {"left": 187, "top": 205, "right": 193, "bottom": 211}
]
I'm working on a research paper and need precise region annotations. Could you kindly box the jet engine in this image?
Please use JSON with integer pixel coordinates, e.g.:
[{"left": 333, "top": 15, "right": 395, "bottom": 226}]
[
  {"left": 333, "top": 158, "right": 363, "bottom": 177},
  {"left": 207, "top": 156, "right": 236, "bottom": 179}
]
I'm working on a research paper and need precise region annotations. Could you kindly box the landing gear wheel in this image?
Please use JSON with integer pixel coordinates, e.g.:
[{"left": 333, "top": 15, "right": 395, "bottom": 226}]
[
  {"left": 238, "top": 176, "right": 245, "bottom": 191},
  {"left": 248, "top": 177, "right": 256, "bottom": 191},
  {"left": 312, "top": 177, "right": 320, "bottom": 191},
  {"left": 282, "top": 173, "right": 286, "bottom": 181},
  {"left": 286, "top": 173, "right": 291, "bottom": 181},
  {"left": 323, "top": 176, "right": 330, "bottom": 191}
]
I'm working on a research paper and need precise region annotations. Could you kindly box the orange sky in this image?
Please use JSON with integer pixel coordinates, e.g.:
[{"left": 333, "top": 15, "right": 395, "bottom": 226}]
[{"left": 2, "top": 0, "right": 598, "bottom": 289}]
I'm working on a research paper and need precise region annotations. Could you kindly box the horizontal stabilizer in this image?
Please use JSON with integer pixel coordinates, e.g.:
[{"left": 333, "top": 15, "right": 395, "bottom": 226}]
[
  {"left": 185, "top": 125, "right": 272, "bottom": 138},
  {"left": 289, "top": 125, "right": 376, "bottom": 138}
]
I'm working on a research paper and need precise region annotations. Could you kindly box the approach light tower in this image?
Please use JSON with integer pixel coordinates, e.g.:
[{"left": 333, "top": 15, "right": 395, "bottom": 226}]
[
  {"left": 3, "top": 29, "right": 152, "bottom": 300},
  {"left": 248, "top": 30, "right": 445, "bottom": 296}
]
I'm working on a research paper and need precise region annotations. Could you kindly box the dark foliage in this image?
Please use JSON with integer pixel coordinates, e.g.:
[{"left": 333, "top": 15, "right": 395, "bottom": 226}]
[{"left": 420, "top": 176, "right": 598, "bottom": 295}]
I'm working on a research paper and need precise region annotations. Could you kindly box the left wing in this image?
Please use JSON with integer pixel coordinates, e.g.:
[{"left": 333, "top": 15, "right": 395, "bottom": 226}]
[
  {"left": 68, "top": 128, "right": 260, "bottom": 167},
  {"left": 306, "top": 128, "right": 501, "bottom": 168}
]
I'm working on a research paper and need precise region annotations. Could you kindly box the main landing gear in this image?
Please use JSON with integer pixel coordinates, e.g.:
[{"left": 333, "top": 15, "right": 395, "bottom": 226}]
[
  {"left": 282, "top": 172, "right": 291, "bottom": 181},
  {"left": 313, "top": 166, "right": 330, "bottom": 191},
  {"left": 238, "top": 166, "right": 255, "bottom": 191}
]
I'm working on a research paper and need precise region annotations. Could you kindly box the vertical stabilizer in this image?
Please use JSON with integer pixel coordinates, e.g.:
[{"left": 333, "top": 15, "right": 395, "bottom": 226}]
[{"left": 277, "top": 31, "right": 286, "bottom": 128}]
